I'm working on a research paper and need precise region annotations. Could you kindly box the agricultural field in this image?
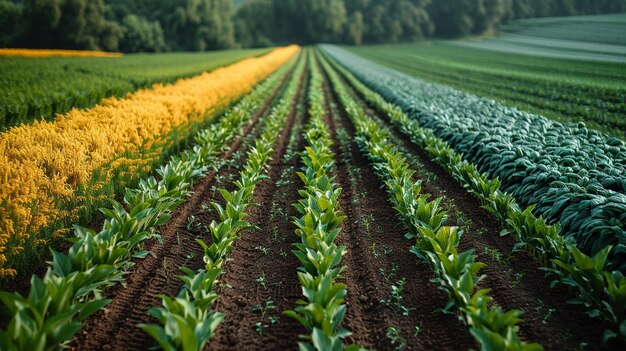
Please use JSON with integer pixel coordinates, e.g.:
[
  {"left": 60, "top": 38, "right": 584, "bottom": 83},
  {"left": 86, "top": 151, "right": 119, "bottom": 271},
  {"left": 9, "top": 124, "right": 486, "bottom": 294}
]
[
  {"left": 0, "top": 46, "right": 295, "bottom": 279},
  {"left": 345, "top": 15, "right": 626, "bottom": 140},
  {"left": 457, "top": 13, "right": 626, "bottom": 62},
  {"left": 0, "top": 48, "right": 270, "bottom": 129},
  {"left": 0, "top": 10, "right": 625, "bottom": 351},
  {"left": 493, "top": 13, "right": 626, "bottom": 47}
]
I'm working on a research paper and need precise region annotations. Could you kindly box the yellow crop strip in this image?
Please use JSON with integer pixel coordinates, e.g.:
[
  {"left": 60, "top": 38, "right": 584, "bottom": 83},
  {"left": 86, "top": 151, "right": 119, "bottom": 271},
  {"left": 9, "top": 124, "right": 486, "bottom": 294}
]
[
  {"left": 0, "top": 48, "right": 124, "bottom": 57},
  {"left": 0, "top": 45, "right": 300, "bottom": 278}
]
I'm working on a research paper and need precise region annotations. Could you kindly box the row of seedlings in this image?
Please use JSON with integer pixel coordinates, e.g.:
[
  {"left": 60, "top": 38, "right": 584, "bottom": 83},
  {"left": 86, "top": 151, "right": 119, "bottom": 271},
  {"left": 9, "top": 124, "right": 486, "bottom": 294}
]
[
  {"left": 326, "top": 53, "right": 626, "bottom": 345},
  {"left": 319, "top": 51, "right": 543, "bottom": 351},
  {"left": 0, "top": 54, "right": 298, "bottom": 351},
  {"left": 138, "top": 54, "right": 308, "bottom": 351},
  {"left": 284, "top": 53, "right": 358, "bottom": 351}
]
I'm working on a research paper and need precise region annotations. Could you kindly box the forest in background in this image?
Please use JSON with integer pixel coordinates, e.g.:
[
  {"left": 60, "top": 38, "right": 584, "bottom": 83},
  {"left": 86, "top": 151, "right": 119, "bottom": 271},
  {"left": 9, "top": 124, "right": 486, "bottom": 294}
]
[{"left": 1, "top": 0, "right": 625, "bottom": 52}]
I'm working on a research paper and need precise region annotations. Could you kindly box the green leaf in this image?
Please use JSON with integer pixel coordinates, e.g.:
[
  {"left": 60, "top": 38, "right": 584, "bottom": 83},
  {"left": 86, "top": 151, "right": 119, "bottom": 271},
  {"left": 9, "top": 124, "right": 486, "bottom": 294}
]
[
  {"left": 132, "top": 250, "right": 150, "bottom": 259},
  {"left": 511, "top": 242, "right": 525, "bottom": 253},
  {"left": 587, "top": 309, "right": 601, "bottom": 318},
  {"left": 311, "top": 328, "right": 331, "bottom": 351},
  {"left": 78, "top": 299, "right": 111, "bottom": 321},
  {"left": 138, "top": 324, "right": 176, "bottom": 351},
  {"left": 602, "top": 328, "right": 617, "bottom": 346},
  {"left": 50, "top": 322, "right": 83, "bottom": 345}
]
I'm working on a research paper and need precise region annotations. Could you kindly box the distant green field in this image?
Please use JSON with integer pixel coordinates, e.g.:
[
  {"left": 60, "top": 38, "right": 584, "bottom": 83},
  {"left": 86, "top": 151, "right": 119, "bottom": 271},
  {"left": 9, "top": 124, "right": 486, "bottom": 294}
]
[
  {"left": 502, "top": 13, "right": 626, "bottom": 46},
  {"left": 0, "top": 48, "right": 271, "bottom": 129},
  {"left": 456, "top": 13, "right": 626, "bottom": 63},
  {"left": 346, "top": 41, "right": 626, "bottom": 139}
]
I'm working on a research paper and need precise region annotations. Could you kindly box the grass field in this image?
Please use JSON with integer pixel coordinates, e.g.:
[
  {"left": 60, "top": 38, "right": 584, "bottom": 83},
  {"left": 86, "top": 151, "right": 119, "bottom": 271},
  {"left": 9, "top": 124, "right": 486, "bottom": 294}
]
[{"left": 346, "top": 38, "right": 626, "bottom": 140}]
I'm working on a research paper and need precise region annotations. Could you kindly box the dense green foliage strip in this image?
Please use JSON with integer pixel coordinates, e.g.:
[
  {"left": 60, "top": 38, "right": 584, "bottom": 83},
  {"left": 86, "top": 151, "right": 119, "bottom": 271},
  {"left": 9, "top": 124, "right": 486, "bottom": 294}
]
[
  {"left": 0, "top": 56, "right": 295, "bottom": 351},
  {"left": 325, "top": 49, "right": 626, "bottom": 344},
  {"left": 283, "top": 51, "right": 357, "bottom": 351},
  {"left": 319, "top": 50, "right": 542, "bottom": 351},
  {"left": 0, "top": 48, "right": 269, "bottom": 129},
  {"left": 324, "top": 45, "right": 626, "bottom": 273},
  {"left": 138, "top": 52, "right": 306, "bottom": 351}
]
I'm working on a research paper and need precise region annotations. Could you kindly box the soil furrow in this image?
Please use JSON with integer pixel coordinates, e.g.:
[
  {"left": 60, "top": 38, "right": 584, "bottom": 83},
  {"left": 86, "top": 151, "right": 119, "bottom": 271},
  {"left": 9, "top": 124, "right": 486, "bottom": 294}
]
[
  {"left": 205, "top": 61, "right": 309, "bottom": 350},
  {"left": 324, "top": 76, "right": 395, "bottom": 350}
]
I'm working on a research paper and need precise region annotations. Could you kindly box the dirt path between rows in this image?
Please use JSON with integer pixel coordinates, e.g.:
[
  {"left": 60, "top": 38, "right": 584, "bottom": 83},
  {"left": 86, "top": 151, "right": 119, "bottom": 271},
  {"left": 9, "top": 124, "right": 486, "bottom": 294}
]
[{"left": 205, "top": 58, "right": 309, "bottom": 350}]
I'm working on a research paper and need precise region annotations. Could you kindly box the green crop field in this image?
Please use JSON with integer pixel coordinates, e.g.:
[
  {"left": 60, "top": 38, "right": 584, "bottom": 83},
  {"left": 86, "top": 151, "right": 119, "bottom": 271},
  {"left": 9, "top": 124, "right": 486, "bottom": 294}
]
[
  {"left": 346, "top": 15, "right": 626, "bottom": 140},
  {"left": 0, "top": 48, "right": 270, "bottom": 129},
  {"left": 458, "top": 13, "right": 626, "bottom": 62},
  {"left": 501, "top": 12, "right": 626, "bottom": 46}
]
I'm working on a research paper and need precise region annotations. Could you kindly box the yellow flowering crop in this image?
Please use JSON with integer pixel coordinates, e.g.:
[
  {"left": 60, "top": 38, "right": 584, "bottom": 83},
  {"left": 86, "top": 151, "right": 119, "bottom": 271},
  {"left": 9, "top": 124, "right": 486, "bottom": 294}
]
[
  {"left": 0, "top": 48, "right": 123, "bottom": 57},
  {"left": 0, "top": 45, "right": 300, "bottom": 277}
]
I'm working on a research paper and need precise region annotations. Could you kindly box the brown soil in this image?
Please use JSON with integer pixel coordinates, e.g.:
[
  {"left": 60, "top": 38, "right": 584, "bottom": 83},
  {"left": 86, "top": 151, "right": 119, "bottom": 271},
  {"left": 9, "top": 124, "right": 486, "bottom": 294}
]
[
  {"left": 334, "top": 63, "right": 609, "bottom": 350},
  {"left": 204, "top": 60, "right": 309, "bottom": 350},
  {"left": 69, "top": 62, "right": 295, "bottom": 351}
]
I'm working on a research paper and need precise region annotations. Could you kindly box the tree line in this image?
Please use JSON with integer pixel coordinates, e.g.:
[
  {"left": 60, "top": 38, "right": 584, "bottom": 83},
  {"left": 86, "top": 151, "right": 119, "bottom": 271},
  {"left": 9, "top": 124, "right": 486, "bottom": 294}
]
[{"left": 1, "top": 0, "right": 624, "bottom": 52}]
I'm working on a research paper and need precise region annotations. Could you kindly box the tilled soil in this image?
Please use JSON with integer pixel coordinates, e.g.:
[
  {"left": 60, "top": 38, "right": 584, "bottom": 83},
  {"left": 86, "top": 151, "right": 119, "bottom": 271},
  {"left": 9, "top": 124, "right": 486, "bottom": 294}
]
[{"left": 205, "top": 63, "right": 309, "bottom": 350}]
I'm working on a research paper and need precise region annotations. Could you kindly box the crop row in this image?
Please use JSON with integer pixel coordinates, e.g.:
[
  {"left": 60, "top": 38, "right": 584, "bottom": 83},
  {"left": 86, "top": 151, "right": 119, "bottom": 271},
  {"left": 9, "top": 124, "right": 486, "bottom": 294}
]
[
  {"left": 319, "top": 50, "right": 542, "bottom": 351},
  {"left": 138, "top": 51, "right": 306, "bottom": 351},
  {"left": 0, "top": 48, "right": 270, "bottom": 129},
  {"left": 0, "top": 51, "right": 300, "bottom": 351},
  {"left": 322, "top": 45, "right": 626, "bottom": 273},
  {"left": 323, "top": 48, "right": 626, "bottom": 344},
  {"left": 283, "top": 52, "right": 357, "bottom": 351},
  {"left": 0, "top": 45, "right": 298, "bottom": 278}
]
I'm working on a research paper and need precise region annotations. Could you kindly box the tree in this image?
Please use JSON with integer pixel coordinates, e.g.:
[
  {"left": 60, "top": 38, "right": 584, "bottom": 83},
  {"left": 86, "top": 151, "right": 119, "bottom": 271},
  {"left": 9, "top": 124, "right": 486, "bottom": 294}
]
[
  {"left": 0, "top": 0, "right": 22, "bottom": 47},
  {"left": 119, "top": 14, "right": 165, "bottom": 52},
  {"left": 345, "top": 11, "right": 363, "bottom": 45},
  {"left": 107, "top": 0, "right": 237, "bottom": 51},
  {"left": 342, "top": 0, "right": 433, "bottom": 43},
  {"left": 234, "top": 0, "right": 274, "bottom": 47},
  {"left": 14, "top": 0, "right": 122, "bottom": 51},
  {"left": 157, "top": 0, "right": 236, "bottom": 50},
  {"left": 428, "top": 0, "right": 474, "bottom": 37},
  {"left": 3, "top": 0, "right": 626, "bottom": 51}
]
